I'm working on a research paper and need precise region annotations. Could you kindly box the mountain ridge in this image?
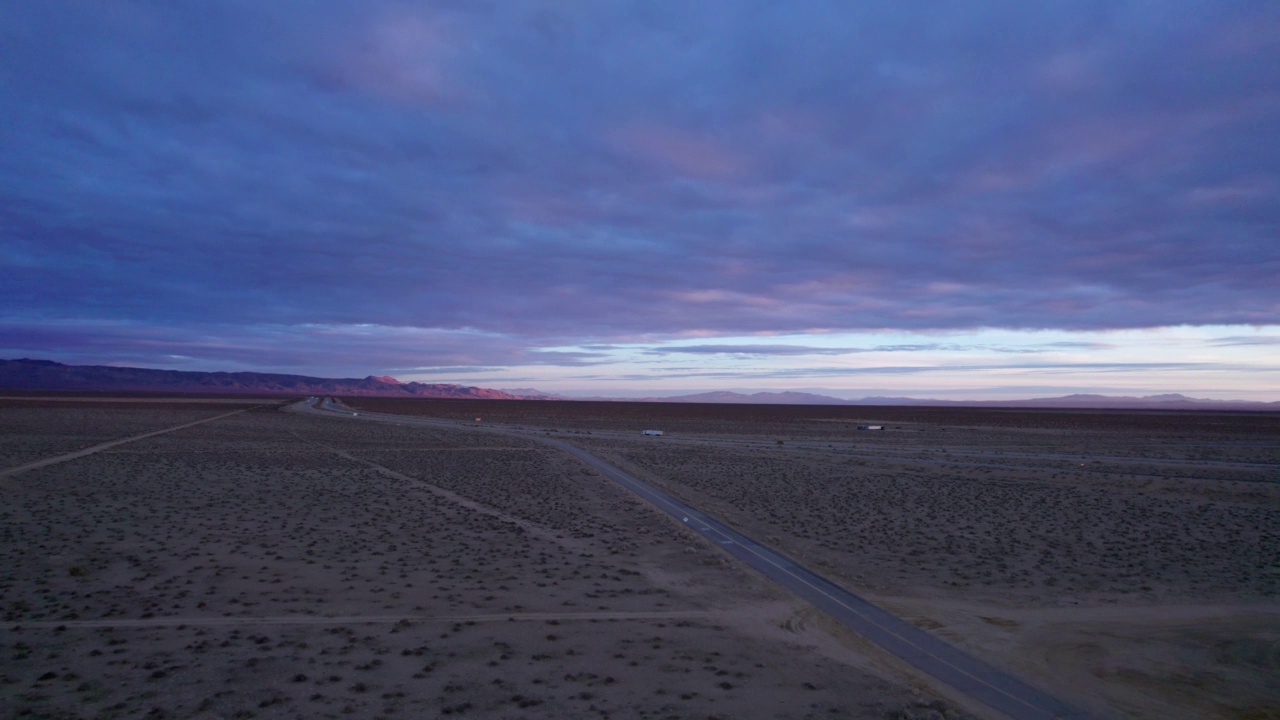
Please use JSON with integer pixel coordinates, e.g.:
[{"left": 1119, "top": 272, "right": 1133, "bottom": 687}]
[
  {"left": 0, "top": 359, "right": 519, "bottom": 400},
  {"left": 2, "top": 359, "right": 1275, "bottom": 410},
  {"left": 637, "top": 389, "right": 1278, "bottom": 410}
]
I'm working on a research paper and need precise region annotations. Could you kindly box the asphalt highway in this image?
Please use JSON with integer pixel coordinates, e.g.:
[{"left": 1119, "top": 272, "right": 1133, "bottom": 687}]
[{"left": 297, "top": 398, "right": 1090, "bottom": 719}]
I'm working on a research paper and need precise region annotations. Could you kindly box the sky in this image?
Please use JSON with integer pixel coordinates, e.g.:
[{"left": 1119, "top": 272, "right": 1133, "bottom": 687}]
[{"left": 1, "top": 1, "right": 1278, "bottom": 400}]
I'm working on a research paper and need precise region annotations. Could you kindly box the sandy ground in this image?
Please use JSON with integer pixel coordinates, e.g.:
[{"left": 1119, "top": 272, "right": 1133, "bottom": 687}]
[
  {"left": 0, "top": 403, "right": 263, "bottom": 470},
  {"left": 337, "top": 398, "right": 1280, "bottom": 720},
  {"left": 1, "top": 401, "right": 965, "bottom": 720},
  {"left": 553, "top": 412, "right": 1280, "bottom": 720}
]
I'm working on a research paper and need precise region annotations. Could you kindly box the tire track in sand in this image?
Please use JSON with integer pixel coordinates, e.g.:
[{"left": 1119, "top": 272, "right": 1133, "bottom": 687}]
[
  {"left": 0, "top": 406, "right": 270, "bottom": 487},
  {"left": 12, "top": 610, "right": 715, "bottom": 630}
]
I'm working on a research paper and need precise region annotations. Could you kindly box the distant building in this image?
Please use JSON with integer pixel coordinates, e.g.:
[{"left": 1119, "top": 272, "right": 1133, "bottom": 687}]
[{"left": 642, "top": 429, "right": 664, "bottom": 436}]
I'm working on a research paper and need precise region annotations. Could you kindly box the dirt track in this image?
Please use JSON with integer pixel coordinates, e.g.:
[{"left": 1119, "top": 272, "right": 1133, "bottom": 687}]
[
  {"left": 1, "top": 402, "right": 956, "bottom": 720},
  {"left": 348, "top": 397, "right": 1280, "bottom": 720}
]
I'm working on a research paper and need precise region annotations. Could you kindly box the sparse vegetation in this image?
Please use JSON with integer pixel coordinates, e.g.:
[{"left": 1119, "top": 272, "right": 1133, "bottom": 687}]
[{"left": 5, "top": 397, "right": 1275, "bottom": 719}]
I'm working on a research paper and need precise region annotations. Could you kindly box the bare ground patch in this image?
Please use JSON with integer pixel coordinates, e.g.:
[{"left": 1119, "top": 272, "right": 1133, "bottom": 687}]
[{"left": 1, "top": 406, "right": 957, "bottom": 719}]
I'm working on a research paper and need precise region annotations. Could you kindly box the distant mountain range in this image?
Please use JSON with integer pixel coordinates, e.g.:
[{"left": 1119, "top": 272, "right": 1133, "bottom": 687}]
[
  {"left": 0, "top": 359, "right": 519, "bottom": 400},
  {"left": 636, "top": 390, "right": 852, "bottom": 405},
  {"left": 632, "top": 389, "right": 1279, "bottom": 410},
  {"left": 528, "top": 388, "right": 1278, "bottom": 410},
  {"left": 499, "top": 387, "right": 563, "bottom": 400},
  {"left": 3, "top": 359, "right": 1275, "bottom": 410}
]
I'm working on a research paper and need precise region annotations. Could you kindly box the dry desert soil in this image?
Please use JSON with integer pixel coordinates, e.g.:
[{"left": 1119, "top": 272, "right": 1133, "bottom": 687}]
[
  {"left": 3, "top": 397, "right": 961, "bottom": 720},
  {"left": 3, "top": 396, "right": 1278, "bottom": 719},
  {"left": 347, "top": 398, "right": 1280, "bottom": 720}
]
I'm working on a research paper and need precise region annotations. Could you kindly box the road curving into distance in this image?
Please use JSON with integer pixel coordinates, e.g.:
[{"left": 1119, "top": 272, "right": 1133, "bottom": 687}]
[{"left": 295, "top": 397, "right": 1091, "bottom": 720}]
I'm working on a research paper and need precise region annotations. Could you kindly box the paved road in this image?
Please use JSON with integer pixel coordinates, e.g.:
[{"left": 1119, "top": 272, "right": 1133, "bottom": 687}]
[
  {"left": 297, "top": 398, "right": 1090, "bottom": 719},
  {"left": 311, "top": 404, "right": 1271, "bottom": 483}
]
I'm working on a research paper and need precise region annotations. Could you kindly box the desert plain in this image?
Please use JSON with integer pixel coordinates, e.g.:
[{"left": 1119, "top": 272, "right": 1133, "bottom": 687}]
[{"left": 2, "top": 396, "right": 1277, "bottom": 719}]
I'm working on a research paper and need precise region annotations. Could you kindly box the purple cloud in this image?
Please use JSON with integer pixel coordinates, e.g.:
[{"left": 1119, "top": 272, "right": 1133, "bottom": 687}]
[
  {"left": 642, "top": 343, "right": 1062, "bottom": 356},
  {"left": 0, "top": 320, "right": 605, "bottom": 376},
  {"left": 644, "top": 345, "right": 864, "bottom": 356},
  {"left": 574, "top": 361, "right": 1268, "bottom": 383},
  {"left": 1, "top": 2, "right": 1277, "bottom": 373},
  {"left": 1208, "top": 335, "right": 1280, "bottom": 346}
]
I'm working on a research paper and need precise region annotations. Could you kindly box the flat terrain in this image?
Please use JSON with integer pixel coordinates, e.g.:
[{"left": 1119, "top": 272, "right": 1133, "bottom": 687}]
[
  {"left": 1, "top": 399, "right": 957, "bottom": 720},
  {"left": 347, "top": 398, "right": 1280, "bottom": 720},
  {"left": 0, "top": 401, "right": 266, "bottom": 470}
]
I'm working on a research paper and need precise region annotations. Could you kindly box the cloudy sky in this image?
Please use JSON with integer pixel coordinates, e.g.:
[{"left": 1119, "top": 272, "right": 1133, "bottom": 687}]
[{"left": 2, "top": 1, "right": 1277, "bottom": 399}]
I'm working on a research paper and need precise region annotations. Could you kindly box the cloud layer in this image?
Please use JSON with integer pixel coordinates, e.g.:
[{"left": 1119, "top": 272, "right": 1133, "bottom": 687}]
[{"left": 2, "top": 2, "right": 1278, "bottom": 377}]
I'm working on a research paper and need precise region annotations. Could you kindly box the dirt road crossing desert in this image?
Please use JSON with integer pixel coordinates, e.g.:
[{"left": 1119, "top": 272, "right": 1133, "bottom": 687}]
[
  {"left": 3, "top": 398, "right": 970, "bottom": 719},
  {"left": 0, "top": 405, "right": 265, "bottom": 486},
  {"left": 15, "top": 610, "right": 719, "bottom": 630},
  {"left": 337, "top": 395, "right": 1280, "bottom": 720},
  {"left": 303, "top": 399, "right": 1090, "bottom": 720}
]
